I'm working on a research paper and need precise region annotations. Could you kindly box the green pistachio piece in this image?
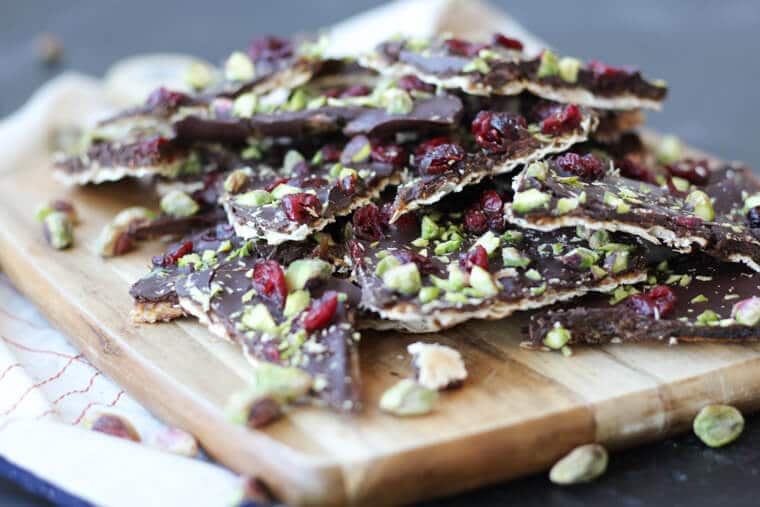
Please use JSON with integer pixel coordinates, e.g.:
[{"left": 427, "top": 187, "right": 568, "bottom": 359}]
[
  {"left": 284, "top": 259, "right": 333, "bottom": 291},
  {"left": 530, "top": 282, "right": 547, "bottom": 297},
  {"left": 241, "top": 304, "right": 278, "bottom": 335},
  {"left": 444, "top": 291, "right": 470, "bottom": 304},
  {"left": 113, "top": 207, "right": 156, "bottom": 228},
  {"left": 375, "top": 255, "right": 401, "bottom": 277},
  {"left": 224, "top": 51, "right": 255, "bottom": 81},
  {"left": 339, "top": 167, "right": 359, "bottom": 182},
  {"left": 35, "top": 204, "right": 54, "bottom": 222},
  {"left": 434, "top": 236, "right": 462, "bottom": 255},
  {"left": 43, "top": 211, "right": 73, "bottom": 250},
  {"left": 605, "top": 250, "right": 629, "bottom": 274},
  {"left": 285, "top": 89, "right": 307, "bottom": 112},
  {"left": 432, "top": 265, "right": 467, "bottom": 292},
  {"left": 235, "top": 189, "right": 273, "bottom": 207},
  {"left": 513, "top": 189, "right": 551, "bottom": 213},
  {"left": 421, "top": 216, "right": 441, "bottom": 240},
  {"left": 306, "top": 95, "right": 327, "bottom": 110},
  {"left": 217, "top": 240, "right": 232, "bottom": 253},
  {"left": 381, "top": 88, "right": 414, "bottom": 115},
  {"left": 561, "top": 247, "right": 599, "bottom": 269},
  {"left": 405, "top": 38, "right": 429, "bottom": 52},
  {"left": 379, "top": 379, "right": 438, "bottom": 417},
  {"left": 693, "top": 405, "right": 744, "bottom": 448},
  {"left": 177, "top": 253, "right": 201, "bottom": 269},
  {"left": 468, "top": 265, "right": 499, "bottom": 298},
  {"left": 418, "top": 286, "right": 441, "bottom": 304},
  {"left": 502, "top": 247, "right": 531, "bottom": 268},
  {"left": 544, "top": 324, "right": 571, "bottom": 349},
  {"left": 160, "top": 190, "right": 199, "bottom": 218},
  {"left": 411, "top": 238, "right": 428, "bottom": 247},
  {"left": 616, "top": 201, "right": 631, "bottom": 214},
  {"left": 696, "top": 310, "right": 720, "bottom": 325},
  {"left": 252, "top": 362, "right": 313, "bottom": 403},
  {"left": 462, "top": 57, "right": 490, "bottom": 74},
  {"left": 603, "top": 191, "right": 624, "bottom": 209},
  {"left": 502, "top": 230, "right": 524, "bottom": 244},
  {"left": 473, "top": 231, "right": 501, "bottom": 255},
  {"left": 283, "top": 150, "right": 305, "bottom": 173},
  {"left": 743, "top": 192, "right": 760, "bottom": 212},
  {"left": 201, "top": 249, "right": 217, "bottom": 264},
  {"left": 185, "top": 61, "right": 215, "bottom": 90},
  {"left": 383, "top": 263, "right": 422, "bottom": 295},
  {"left": 537, "top": 50, "right": 560, "bottom": 78},
  {"left": 525, "top": 269, "right": 542, "bottom": 281},
  {"left": 732, "top": 297, "right": 760, "bottom": 326},
  {"left": 691, "top": 294, "right": 708, "bottom": 304},
  {"left": 224, "top": 388, "right": 282, "bottom": 428},
  {"left": 556, "top": 196, "right": 579, "bottom": 214},
  {"left": 656, "top": 134, "right": 683, "bottom": 165},
  {"left": 671, "top": 176, "right": 690, "bottom": 193},
  {"left": 223, "top": 169, "right": 250, "bottom": 194},
  {"left": 270, "top": 184, "right": 302, "bottom": 200},
  {"left": 588, "top": 230, "right": 610, "bottom": 250},
  {"left": 558, "top": 57, "right": 581, "bottom": 83},
  {"left": 590, "top": 265, "right": 607, "bottom": 279},
  {"left": 525, "top": 161, "right": 548, "bottom": 181},
  {"left": 283, "top": 290, "right": 311, "bottom": 318},
  {"left": 685, "top": 189, "right": 715, "bottom": 221},
  {"left": 549, "top": 444, "right": 608, "bottom": 485},
  {"left": 232, "top": 93, "right": 257, "bottom": 118}
]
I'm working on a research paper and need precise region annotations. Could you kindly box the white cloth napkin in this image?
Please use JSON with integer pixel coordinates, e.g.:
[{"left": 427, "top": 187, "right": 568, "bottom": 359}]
[{"left": 0, "top": 1, "right": 546, "bottom": 505}]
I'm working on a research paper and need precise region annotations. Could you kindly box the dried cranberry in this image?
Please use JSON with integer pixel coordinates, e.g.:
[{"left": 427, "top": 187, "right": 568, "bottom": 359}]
[
  {"left": 322, "top": 88, "right": 342, "bottom": 98},
  {"left": 252, "top": 260, "right": 287, "bottom": 307},
  {"left": 529, "top": 100, "right": 562, "bottom": 123},
  {"left": 617, "top": 157, "right": 657, "bottom": 184},
  {"left": 352, "top": 204, "right": 386, "bottom": 241},
  {"left": 586, "top": 60, "right": 635, "bottom": 79},
  {"left": 340, "top": 84, "right": 372, "bottom": 97},
  {"left": 145, "top": 87, "right": 188, "bottom": 110},
  {"left": 461, "top": 245, "right": 489, "bottom": 272},
  {"left": 463, "top": 207, "right": 488, "bottom": 234},
  {"left": 443, "top": 38, "right": 488, "bottom": 57},
  {"left": 471, "top": 110, "right": 527, "bottom": 153},
  {"left": 136, "top": 136, "right": 170, "bottom": 158},
  {"left": 415, "top": 143, "right": 465, "bottom": 175},
  {"left": 674, "top": 215, "right": 702, "bottom": 229},
  {"left": 541, "top": 104, "right": 582, "bottom": 136},
  {"left": 153, "top": 240, "right": 193, "bottom": 267},
  {"left": 648, "top": 285, "right": 677, "bottom": 317},
  {"left": 248, "top": 35, "right": 293, "bottom": 61},
  {"left": 371, "top": 144, "right": 408, "bottom": 166},
  {"left": 492, "top": 33, "right": 524, "bottom": 51},
  {"left": 264, "top": 177, "right": 289, "bottom": 192},
  {"left": 393, "top": 249, "right": 435, "bottom": 274},
  {"left": 397, "top": 74, "right": 435, "bottom": 93},
  {"left": 487, "top": 214, "right": 506, "bottom": 232},
  {"left": 281, "top": 193, "right": 321, "bottom": 223},
  {"left": 390, "top": 212, "right": 419, "bottom": 234},
  {"left": 480, "top": 190, "right": 504, "bottom": 216},
  {"left": 666, "top": 159, "right": 710, "bottom": 186},
  {"left": 414, "top": 137, "right": 451, "bottom": 157},
  {"left": 555, "top": 153, "right": 605, "bottom": 180},
  {"left": 303, "top": 291, "right": 338, "bottom": 331},
  {"left": 318, "top": 144, "right": 342, "bottom": 163},
  {"left": 747, "top": 206, "right": 760, "bottom": 228}
]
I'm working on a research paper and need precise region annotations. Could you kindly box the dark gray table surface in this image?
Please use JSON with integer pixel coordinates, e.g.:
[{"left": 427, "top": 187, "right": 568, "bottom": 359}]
[{"left": 1, "top": 1, "right": 759, "bottom": 506}]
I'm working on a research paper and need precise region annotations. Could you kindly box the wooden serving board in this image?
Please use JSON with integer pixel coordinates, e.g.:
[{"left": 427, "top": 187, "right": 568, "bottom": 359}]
[{"left": 3, "top": 149, "right": 760, "bottom": 507}]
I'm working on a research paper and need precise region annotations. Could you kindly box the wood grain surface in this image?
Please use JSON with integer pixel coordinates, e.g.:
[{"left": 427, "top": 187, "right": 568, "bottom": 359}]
[{"left": 2, "top": 147, "right": 760, "bottom": 506}]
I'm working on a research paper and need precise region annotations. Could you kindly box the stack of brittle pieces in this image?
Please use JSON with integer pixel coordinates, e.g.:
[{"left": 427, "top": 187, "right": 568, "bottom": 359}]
[{"left": 52, "top": 32, "right": 760, "bottom": 420}]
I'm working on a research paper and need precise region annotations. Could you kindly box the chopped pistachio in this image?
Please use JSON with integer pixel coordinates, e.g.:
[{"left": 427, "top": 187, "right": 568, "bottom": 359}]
[
  {"left": 270, "top": 183, "right": 302, "bottom": 200},
  {"left": 113, "top": 207, "right": 156, "bottom": 227},
  {"left": 306, "top": 95, "right": 327, "bottom": 109},
  {"left": 185, "top": 61, "right": 215, "bottom": 90},
  {"left": 731, "top": 297, "right": 760, "bottom": 326},
  {"left": 588, "top": 230, "right": 610, "bottom": 250},
  {"left": 379, "top": 379, "right": 437, "bottom": 416},
  {"left": 43, "top": 211, "right": 73, "bottom": 250},
  {"left": 241, "top": 304, "right": 278, "bottom": 335},
  {"left": 177, "top": 253, "right": 201, "bottom": 268},
  {"left": 556, "top": 196, "right": 579, "bottom": 214},
  {"left": 232, "top": 93, "right": 257, "bottom": 118},
  {"left": 525, "top": 161, "right": 548, "bottom": 181},
  {"left": 502, "top": 230, "right": 524, "bottom": 244},
  {"left": 284, "top": 88, "right": 307, "bottom": 112},
  {"left": 544, "top": 323, "right": 571, "bottom": 350},
  {"left": 434, "top": 236, "right": 462, "bottom": 255},
  {"left": 605, "top": 250, "right": 629, "bottom": 274},
  {"left": 549, "top": 444, "right": 608, "bottom": 485},
  {"left": 502, "top": 247, "right": 531, "bottom": 268},
  {"left": 432, "top": 265, "right": 467, "bottom": 292},
  {"left": 283, "top": 290, "right": 311, "bottom": 318},
  {"left": 693, "top": 405, "right": 744, "bottom": 448},
  {"left": 469, "top": 266, "right": 499, "bottom": 298},
  {"left": 691, "top": 294, "right": 708, "bottom": 304},
  {"left": 381, "top": 88, "right": 413, "bottom": 115},
  {"left": 657, "top": 260, "right": 669, "bottom": 272},
  {"left": 679, "top": 274, "right": 692, "bottom": 287},
  {"left": 462, "top": 57, "right": 490, "bottom": 74},
  {"left": 235, "top": 189, "right": 273, "bottom": 207},
  {"left": 525, "top": 269, "right": 542, "bottom": 281},
  {"left": 558, "top": 57, "right": 581, "bottom": 83},
  {"left": 537, "top": 49, "right": 560, "bottom": 78},
  {"left": 217, "top": 240, "right": 232, "bottom": 253},
  {"left": 609, "top": 285, "right": 638, "bottom": 305},
  {"left": 375, "top": 255, "right": 401, "bottom": 277},
  {"left": 224, "top": 51, "right": 255, "bottom": 81},
  {"left": 283, "top": 150, "right": 305, "bottom": 173},
  {"left": 561, "top": 247, "right": 599, "bottom": 269},
  {"left": 473, "top": 231, "right": 501, "bottom": 255},
  {"left": 405, "top": 37, "right": 429, "bottom": 52},
  {"left": 383, "top": 263, "right": 422, "bottom": 295},
  {"left": 418, "top": 286, "right": 441, "bottom": 304},
  {"left": 160, "top": 190, "right": 199, "bottom": 217},
  {"left": 685, "top": 189, "right": 715, "bottom": 221},
  {"left": 284, "top": 259, "right": 332, "bottom": 291},
  {"left": 743, "top": 192, "right": 760, "bottom": 212},
  {"left": 696, "top": 309, "right": 720, "bottom": 325},
  {"left": 513, "top": 189, "right": 551, "bottom": 213},
  {"left": 603, "top": 191, "right": 624, "bottom": 209},
  {"left": 530, "top": 282, "right": 547, "bottom": 297},
  {"left": 421, "top": 216, "right": 441, "bottom": 240},
  {"left": 656, "top": 134, "right": 683, "bottom": 165}
]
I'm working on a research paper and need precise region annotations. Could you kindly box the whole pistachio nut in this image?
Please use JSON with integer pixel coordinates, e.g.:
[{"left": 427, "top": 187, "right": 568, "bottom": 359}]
[
  {"left": 95, "top": 223, "right": 135, "bottom": 257},
  {"left": 36, "top": 199, "right": 78, "bottom": 224},
  {"left": 379, "top": 379, "right": 438, "bottom": 416},
  {"left": 731, "top": 297, "right": 760, "bottom": 326},
  {"left": 549, "top": 443, "right": 608, "bottom": 485},
  {"left": 43, "top": 211, "right": 73, "bottom": 250},
  {"left": 225, "top": 388, "right": 283, "bottom": 428},
  {"left": 112, "top": 206, "right": 156, "bottom": 228},
  {"left": 84, "top": 412, "right": 141, "bottom": 442},
  {"left": 160, "top": 190, "right": 199, "bottom": 218},
  {"left": 381, "top": 88, "right": 414, "bottom": 115},
  {"left": 224, "top": 168, "right": 251, "bottom": 194},
  {"left": 693, "top": 404, "right": 744, "bottom": 447}
]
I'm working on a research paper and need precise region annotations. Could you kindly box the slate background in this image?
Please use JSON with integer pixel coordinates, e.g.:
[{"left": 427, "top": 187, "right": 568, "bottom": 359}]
[{"left": 1, "top": 1, "right": 759, "bottom": 506}]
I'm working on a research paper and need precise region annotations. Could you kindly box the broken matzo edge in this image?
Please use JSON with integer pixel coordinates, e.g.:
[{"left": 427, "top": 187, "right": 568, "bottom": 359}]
[
  {"left": 505, "top": 152, "right": 760, "bottom": 271},
  {"left": 360, "top": 34, "right": 667, "bottom": 111},
  {"left": 347, "top": 187, "right": 652, "bottom": 333},
  {"left": 529, "top": 254, "right": 760, "bottom": 348}
]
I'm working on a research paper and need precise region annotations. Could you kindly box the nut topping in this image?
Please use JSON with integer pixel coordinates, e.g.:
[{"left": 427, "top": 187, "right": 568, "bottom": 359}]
[{"left": 407, "top": 342, "right": 467, "bottom": 390}]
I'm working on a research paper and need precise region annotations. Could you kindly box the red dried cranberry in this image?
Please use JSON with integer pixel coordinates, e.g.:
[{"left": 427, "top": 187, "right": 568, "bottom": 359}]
[
  {"left": 281, "top": 193, "right": 321, "bottom": 223},
  {"left": 674, "top": 215, "right": 702, "bottom": 229},
  {"left": 666, "top": 159, "right": 710, "bottom": 186},
  {"left": 318, "top": 144, "right": 342, "bottom": 163},
  {"left": 463, "top": 207, "right": 488, "bottom": 234},
  {"left": 340, "top": 84, "right": 372, "bottom": 97},
  {"left": 586, "top": 60, "right": 635, "bottom": 79},
  {"left": 487, "top": 214, "right": 506, "bottom": 232},
  {"left": 414, "top": 137, "right": 451, "bottom": 157},
  {"left": 394, "top": 249, "right": 435, "bottom": 274},
  {"left": 153, "top": 240, "right": 193, "bottom": 267},
  {"left": 136, "top": 136, "right": 170, "bottom": 158},
  {"left": 617, "top": 157, "right": 657, "bottom": 184},
  {"left": 555, "top": 153, "right": 605, "bottom": 180},
  {"left": 145, "top": 87, "right": 188, "bottom": 110},
  {"left": 461, "top": 245, "right": 489, "bottom": 272},
  {"left": 264, "top": 177, "right": 289, "bottom": 192},
  {"left": 322, "top": 88, "right": 342, "bottom": 98},
  {"left": 492, "top": 33, "right": 524, "bottom": 51},
  {"left": 371, "top": 144, "right": 408, "bottom": 166},
  {"left": 648, "top": 285, "right": 677, "bottom": 318},
  {"left": 443, "top": 38, "right": 488, "bottom": 57},
  {"left": 416, "top": 143, "right": 465, "bottom": 175},
  {"left": 248, "top": 35, "right": 293, "bottom": 61},
  {"left": 390, "top": 212, "right": 419, "bottom": 234},
  {"left": 480, "top": 190, "right": 504, "bottom": 216},
  {"left": 252, "top": 260, "right": 287, "bottom": 307},
  {"left": 471, "top": 110, "right": 527, "bottom": 153},
  {"left": 303, "top": 291, "right": 338, "bottom": 331},
  {"left": 352, "top": 204, "right": 386, "bottom": 241},
  {"left": 541, "top": 104, "right": 582, "bottom": 136},
  {"left": 529, "top": 100, "right": 562, "bottom": 123},
  {"left": 747, "top": 206, "right": 760, "bottom": 228},
  {"left": 397, "top": 74, "right": 435, "bottom": 93}
]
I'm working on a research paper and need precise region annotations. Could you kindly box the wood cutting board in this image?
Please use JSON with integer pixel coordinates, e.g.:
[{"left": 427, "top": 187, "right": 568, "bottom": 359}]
[{"left": 2, "top": 144, "right": 760, "bottom": 507}]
